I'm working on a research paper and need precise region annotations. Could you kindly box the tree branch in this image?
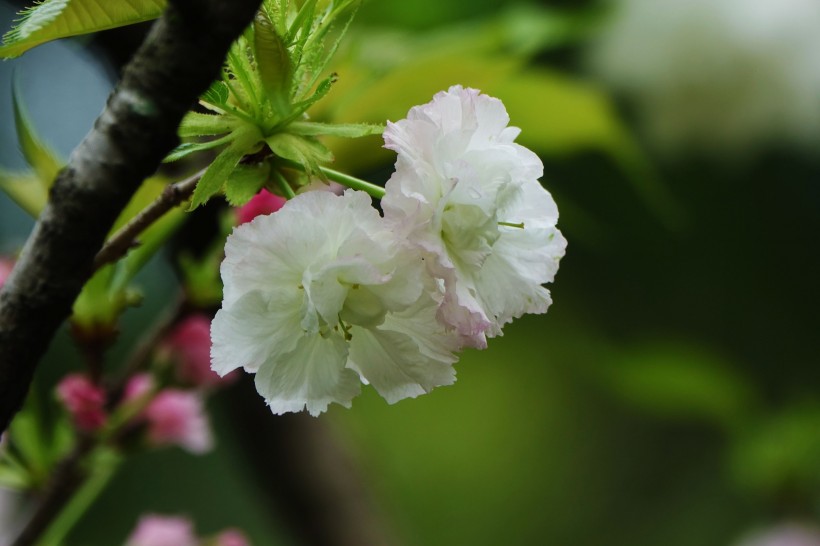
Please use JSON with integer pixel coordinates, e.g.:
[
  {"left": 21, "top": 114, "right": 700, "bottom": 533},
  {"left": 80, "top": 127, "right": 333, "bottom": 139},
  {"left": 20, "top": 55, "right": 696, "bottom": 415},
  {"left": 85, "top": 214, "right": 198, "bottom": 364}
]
[
  {"left": 93, "top": 170, "right": 203, "bottom": 270},
  {"left": 0, "top": 0, "right": 262, "bottom": 434}
]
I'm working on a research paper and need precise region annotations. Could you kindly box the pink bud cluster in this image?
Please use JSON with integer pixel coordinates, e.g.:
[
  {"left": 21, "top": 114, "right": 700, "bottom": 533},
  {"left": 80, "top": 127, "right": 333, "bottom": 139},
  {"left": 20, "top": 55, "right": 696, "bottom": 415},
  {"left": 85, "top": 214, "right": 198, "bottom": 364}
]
[
  {"left": 126, "top": 514, "right": 250, "bottom": 546},
  {"left": 55, "top": 312, "right": 227, "bottom": 454}
]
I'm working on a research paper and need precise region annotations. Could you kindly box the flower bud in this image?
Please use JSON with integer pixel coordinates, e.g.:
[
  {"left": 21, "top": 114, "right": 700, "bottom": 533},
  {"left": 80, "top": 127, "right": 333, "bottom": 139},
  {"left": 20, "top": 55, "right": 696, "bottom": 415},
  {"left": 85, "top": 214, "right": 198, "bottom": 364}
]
[
  {"left": 55, "top": 374, "right": 107, "bottom": 432},
  {"left": 235, "top": 189, "right": 286, "bottom": 225},
  {"left": 143, "top": 390, "right": 213, "bottom": 454},
  {"left": 126, "top": 514, "right": 197, "bottom": 546}
]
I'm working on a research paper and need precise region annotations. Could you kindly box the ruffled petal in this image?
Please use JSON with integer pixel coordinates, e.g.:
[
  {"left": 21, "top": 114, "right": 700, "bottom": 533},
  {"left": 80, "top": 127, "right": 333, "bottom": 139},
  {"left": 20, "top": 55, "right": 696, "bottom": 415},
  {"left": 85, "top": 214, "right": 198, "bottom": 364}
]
[{"left": 254, "top": 332, "right": 361, "bottom": 416}]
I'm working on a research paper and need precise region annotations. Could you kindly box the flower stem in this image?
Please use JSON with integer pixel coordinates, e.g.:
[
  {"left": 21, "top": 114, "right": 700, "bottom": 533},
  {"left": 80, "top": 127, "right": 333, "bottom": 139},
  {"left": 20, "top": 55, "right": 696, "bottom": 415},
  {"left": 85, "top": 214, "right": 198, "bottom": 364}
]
[
  {"left": 319, "top": 166, "right": 385, "bottom": 199},
  {"left": 273, "top": 170, "right": 297, "bottom": 199},
  {"left": 34, "top": 447, "right": 121, "bottom": 546}
]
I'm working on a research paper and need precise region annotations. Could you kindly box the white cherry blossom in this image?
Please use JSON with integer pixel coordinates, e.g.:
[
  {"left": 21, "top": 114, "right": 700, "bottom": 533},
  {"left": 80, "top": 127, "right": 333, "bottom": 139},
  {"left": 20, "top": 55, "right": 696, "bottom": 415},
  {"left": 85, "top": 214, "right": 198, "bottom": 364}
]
[
  {"left": 382, "top": 85, "right": 566, "bottom": 348},
  {"left": 211, "top": 190, "right": 460, "bottom": 416}
]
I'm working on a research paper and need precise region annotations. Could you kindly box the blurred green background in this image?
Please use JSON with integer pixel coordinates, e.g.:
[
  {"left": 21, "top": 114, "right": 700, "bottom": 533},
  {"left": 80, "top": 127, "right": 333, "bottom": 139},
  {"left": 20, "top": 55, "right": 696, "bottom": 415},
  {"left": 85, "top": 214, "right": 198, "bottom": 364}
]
[{"left": 1, "top": 0, "right": 819, "bottom": 544}]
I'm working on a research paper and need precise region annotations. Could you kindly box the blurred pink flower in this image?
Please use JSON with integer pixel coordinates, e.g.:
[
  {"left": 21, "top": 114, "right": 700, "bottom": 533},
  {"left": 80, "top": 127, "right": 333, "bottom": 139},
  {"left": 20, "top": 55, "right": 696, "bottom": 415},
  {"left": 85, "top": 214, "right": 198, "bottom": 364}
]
[
  {"left": 163, "top": 315, "right": 233, "bottom": 387},
  {"left": 215, "top": 529, "right": 251, "bottom": 546},
  {"left": 235, "top": 189, "right": 286, "bottom": 225},
  {"left": 123, "top": 373, "right": 155, "bottom": 402},
  {"left": 0, "top": 258, "right": 13, "bottom": 288},
  {"left": 126, "top": 514, "right": 197, "bottom": 546},
  {"left": 144, "top": 390, "right": 213, "bottom": 454},
  {"left": 55, "top": 374, "right": 107, "bottom": 432}
]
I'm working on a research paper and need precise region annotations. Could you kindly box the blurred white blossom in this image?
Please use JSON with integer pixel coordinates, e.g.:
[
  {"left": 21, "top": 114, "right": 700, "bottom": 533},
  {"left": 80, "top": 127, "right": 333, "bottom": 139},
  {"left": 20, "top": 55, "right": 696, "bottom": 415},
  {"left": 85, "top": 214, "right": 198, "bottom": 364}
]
[
  {"left": 734, "top": 522, "right": 820, "bottom": 546},
  {"left": 211, "top": 190, "right": 460, "bottom": 416},
  {"left": 383, "top": 86, "right": 566, "bottom": 348},
  {"left": 588, "top": 0, "right": 820, "bottom": 155}
]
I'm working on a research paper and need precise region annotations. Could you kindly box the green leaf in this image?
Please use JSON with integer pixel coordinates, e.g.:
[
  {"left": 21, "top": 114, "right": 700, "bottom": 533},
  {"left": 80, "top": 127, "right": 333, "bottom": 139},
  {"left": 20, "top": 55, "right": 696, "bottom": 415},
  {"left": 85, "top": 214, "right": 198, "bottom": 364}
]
[
  {"left": 266, "top": 133, "right": 332, "bottom": 177},
  {"left": 604, "top": 341, "right": 755, "bottom": 428},
  {"left": 178, "top": 112, "right": 240, "bottom": 138},
  {"left": 0, "top": 0, "right": 167, "bottom": 59},
  {"left": 0, "top": 461, "right": 30, "bottom": 489},
  {"left": 0, "top": 168, "right": 48, "bottom": 217},
  {"left": 253, "top": 11, "right": 292, "bottom": 112},
  {"left": 163, "top": 133, "right": 235, "bottom": 163},
  {"left": 288, "top": 121, "right": 383, "bottom": 138},
  {"left": 201, "top": 80, "right": 231, "bottom": 111},
  {"left": 224, "top": 162, "right": 270, "bottom": 206},
  {"left": 189, "top": 126, "right": 263, "bottom": 210},
  {"left": 730, "top": 404, "right": 820, "bottom": 495},
  {"left": 13, "top": 82, "right": 62, "bottom": 186}
]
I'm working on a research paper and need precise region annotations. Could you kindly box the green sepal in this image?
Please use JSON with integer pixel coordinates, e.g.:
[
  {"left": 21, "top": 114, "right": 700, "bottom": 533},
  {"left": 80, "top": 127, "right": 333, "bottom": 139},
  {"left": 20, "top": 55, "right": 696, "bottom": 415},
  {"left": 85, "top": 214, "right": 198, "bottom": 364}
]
[
  {"left": 288, "top": 121, "right": 384, "bottom": 138},
  {"left": 266, "top": 133, "right": 333, "bottom": 178},
  {"left": 0, "top": 0, "right": 167, "bottom": 59},
  {"left": 179, "top": 111, "right": 240, "bottom": 138},
  {"left": 224, "top": 162, "right": 271, "bottom": 206},
  {"left": 189, "top": 126, "right": 263, "bottom": 210},
  {"left": 13, "top": 82, "right": 62, "bottom": 186}
]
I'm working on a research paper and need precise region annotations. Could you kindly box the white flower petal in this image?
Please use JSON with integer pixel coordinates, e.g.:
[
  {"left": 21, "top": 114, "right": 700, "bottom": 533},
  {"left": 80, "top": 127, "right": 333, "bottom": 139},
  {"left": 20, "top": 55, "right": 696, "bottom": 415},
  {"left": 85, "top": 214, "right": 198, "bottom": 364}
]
[
  {"left": 211, "top": 289, "right": 303, "bottom": 375},
  {"left": 254, "top": 332, "right": 361, "bottom": 417},
  {"left": 348, "top": 324, "right": 456, "bottom": 405}
]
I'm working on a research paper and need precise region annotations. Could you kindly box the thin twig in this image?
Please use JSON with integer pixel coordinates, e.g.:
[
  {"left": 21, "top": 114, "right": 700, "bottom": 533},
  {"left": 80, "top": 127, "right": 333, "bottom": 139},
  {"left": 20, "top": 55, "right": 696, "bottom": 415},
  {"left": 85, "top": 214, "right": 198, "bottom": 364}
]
[{"left": 93, "top": 170, "right": 204, "bottom": 270}]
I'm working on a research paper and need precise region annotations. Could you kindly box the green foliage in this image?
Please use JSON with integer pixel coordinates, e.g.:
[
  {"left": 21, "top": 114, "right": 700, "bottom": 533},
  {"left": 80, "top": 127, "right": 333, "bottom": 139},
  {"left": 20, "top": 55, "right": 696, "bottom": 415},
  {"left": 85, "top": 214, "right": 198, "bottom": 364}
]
[
  {"left": 0, "top": 387, "right": 72, "bottom": 490},
  {"left": 730, "top": 404, "right": 820, "bottom": 497},
  {"left": 167, "top": 0, "right": 383, "bottom": 209},
  {"left": 0, "top": 85, "right": 63, "bottom": 216},
  {"left": 0, "top": 0, "right": 166, "bottom": 58},
  {"left": 602, "top": 341, "right": 755, "bottom": 428}
]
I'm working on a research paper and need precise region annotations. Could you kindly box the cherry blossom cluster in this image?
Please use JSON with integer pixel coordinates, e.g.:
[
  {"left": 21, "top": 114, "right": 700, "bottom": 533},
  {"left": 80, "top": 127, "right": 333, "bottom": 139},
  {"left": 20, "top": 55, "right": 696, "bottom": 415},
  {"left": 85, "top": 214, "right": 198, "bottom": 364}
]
[{"left": 211, "top": 86, "right": 567, "bottom": 416}]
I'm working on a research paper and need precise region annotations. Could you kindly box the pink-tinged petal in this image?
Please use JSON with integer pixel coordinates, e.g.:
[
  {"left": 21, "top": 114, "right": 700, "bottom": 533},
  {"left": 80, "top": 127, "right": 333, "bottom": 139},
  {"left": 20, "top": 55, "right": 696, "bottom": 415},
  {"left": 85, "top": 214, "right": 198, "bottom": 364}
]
[
  {"left": 235, "top": 189, "right": 286, "bottom": 225},
  {"left": 126, "top": 514, "right": 198, "bottom": 546},
  {"left": 144, "top": 390, "right": 213, "bottom": 454},
  {"left": 55, "top": 374, "right": 107, "bottom": 432},
  {"left": 383, "top": 86, "right": 565, "bottom": 345}
]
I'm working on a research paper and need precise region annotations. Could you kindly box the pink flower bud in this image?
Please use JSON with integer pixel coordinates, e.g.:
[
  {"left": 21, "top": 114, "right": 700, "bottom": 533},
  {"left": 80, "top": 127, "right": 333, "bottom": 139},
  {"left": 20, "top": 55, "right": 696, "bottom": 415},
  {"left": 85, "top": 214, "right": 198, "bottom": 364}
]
[
  {"left": 144, "top": 390, "right": 213, "bottom": 454},
  {"left": 163, "top": 315, "right": 233, "bottom": 387},
  {"left": 235, "top": 189, "right": 286, "bottom": 225},
  {"left": 215, "top": 529, "right": 251, "bottom": 546},
  {"left": 0, "top": 258, "right": 13, "bottom": 289},
  {"left": 55, "top": 374, "right": 107, "bottom": 432},
  {"left": 126, "top": 514, "right": 197, "bottom": 546}
]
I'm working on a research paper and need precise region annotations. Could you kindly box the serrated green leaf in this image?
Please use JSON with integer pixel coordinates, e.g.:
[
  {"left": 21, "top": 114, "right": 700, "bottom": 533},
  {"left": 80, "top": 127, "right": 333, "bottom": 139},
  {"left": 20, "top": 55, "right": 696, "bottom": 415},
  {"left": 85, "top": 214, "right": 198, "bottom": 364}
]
[
  {"left": 288, "top": 121, "right": 383, "bottom": 138},
  {"left": 13, "top": 81, "right": 62, "bottom": 186},
  {"left": 0, "top": 168, "right": 48, "bottom": 217},
  {"left": 179, "top": 112, "right": 241, "bottom": 138},
  {"left": 189, "top": 126, "right": 263, "bottom": 210},
  {"left": 224, "top": 162, "right": 270, "bottom": 206},
  {"left": 201, "top": 80, "right": 231, "bottom": 111},
  {"left": 267, "top": 133, "right": 332, "bottom": 177},
  {"left": 0, "top": 0, "right": 167, "bottom": 59},
  {"left": 253, "top": 11, "right": 292, "bottom": 113},
  {"left": 163, "top": 133, "right": 235, "bottom": 163}
]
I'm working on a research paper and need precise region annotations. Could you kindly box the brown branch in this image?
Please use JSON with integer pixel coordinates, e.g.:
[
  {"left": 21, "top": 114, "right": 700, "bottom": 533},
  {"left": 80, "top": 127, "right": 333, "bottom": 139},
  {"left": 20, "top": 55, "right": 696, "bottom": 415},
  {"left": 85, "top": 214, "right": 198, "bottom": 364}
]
[
  {"left": 93, "top": 170, "right": 203, "bottom": 270},
  {"left": 0, "top": 0, "right": 262, "bottom": 435}
]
